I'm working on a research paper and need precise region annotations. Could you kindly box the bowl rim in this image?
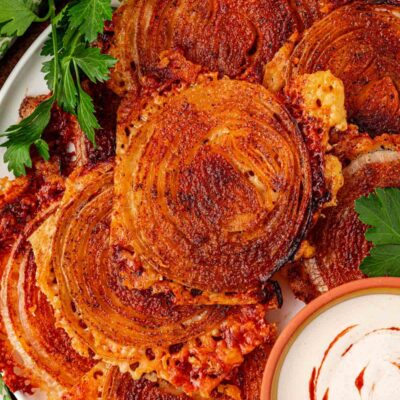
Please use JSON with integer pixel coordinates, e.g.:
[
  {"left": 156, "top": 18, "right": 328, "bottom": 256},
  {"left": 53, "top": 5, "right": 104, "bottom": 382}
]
[{"left": 260, "top": 277, "right": 400, "bottom": 400}]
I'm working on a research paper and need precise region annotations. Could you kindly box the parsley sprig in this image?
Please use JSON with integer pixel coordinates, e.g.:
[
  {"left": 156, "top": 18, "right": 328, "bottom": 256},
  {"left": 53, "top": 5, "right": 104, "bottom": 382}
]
[
  {"left": 0, "top": 0, "right": 116, "bottom": 176},
  {"left": 0, "top": 374, "right": 12, "bottom": 400},
  {"left": 355, "top": 188, "right": 400, "bottom": 277}
]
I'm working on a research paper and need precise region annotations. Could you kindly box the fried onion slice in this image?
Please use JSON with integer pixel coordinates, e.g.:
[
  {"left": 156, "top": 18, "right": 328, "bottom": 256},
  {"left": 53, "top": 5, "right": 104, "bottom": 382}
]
[
  {"left": 287, "top": 2, "right": 400, "bottom": 135},
  {"left": 113, "top": 76, "right": 312, "bottom": 293},
  {"left": 287, "top": 135, "right": 400, "bottom": 302},
  {"left": 30, "top": 161, "right": 276, "bottom": 397},
  {"left": 107, "top": 0, "right": 317, "bottom": 96},
  {"left": 0, "top": 164, "right": 95, "bottom": 397},
  {"left": 1, "top": 207, "right": 96, "bottom": 398}
]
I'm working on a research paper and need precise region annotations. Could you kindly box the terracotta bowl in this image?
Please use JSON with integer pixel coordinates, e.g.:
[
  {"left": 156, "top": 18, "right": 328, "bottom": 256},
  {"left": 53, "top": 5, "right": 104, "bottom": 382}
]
[{"left": 261, "top": 277, "right": 400, "bottom": 400}]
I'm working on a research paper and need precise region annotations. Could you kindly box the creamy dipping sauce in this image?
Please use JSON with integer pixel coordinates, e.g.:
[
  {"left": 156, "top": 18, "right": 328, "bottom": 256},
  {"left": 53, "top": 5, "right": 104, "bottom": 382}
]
[{"left": 277, "top": 294, "right": 400, "bottom": 400}]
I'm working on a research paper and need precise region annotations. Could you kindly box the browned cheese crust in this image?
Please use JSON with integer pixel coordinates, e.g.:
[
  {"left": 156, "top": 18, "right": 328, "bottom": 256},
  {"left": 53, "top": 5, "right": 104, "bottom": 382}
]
[
  {"left": 64, "top": 339, "right": 275, "bottom": 400},
  {"left": 2, "top": 1, "right": 376, "bottom": 396}
]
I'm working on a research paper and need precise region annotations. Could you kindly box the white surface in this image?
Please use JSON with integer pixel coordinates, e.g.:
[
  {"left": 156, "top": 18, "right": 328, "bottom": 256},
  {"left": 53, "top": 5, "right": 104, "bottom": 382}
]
[
  {"left": 268, "top": 273, "right": 305, "bottom": 334},
  {"left": 278, "top": 293, "right": 400, "bottom": 400},
  {"left": 0, "top": 25, "right": 305, "bottom": 400}
]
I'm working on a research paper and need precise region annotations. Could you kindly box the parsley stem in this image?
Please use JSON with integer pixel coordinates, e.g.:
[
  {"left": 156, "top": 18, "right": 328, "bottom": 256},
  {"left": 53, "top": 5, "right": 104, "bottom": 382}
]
[
  {"left": 34, "top": 7, "right": 52, "bottom": 22},
  {"left": 49, "top": 0, "right": 59, "bottom": 99},
  {"left": 72, "top": 59, "right": 81, "bottom": 92}
]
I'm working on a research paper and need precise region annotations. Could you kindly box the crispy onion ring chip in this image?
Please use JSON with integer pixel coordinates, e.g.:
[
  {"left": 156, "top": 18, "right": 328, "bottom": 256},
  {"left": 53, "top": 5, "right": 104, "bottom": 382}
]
[
  {"left": 31, "top": 162, "right": 226, "bottom": 350},
  {"left": 287, "top": 2, "right": 400, "bottom": 135},
  {"left": 30, "top": 162, "right": 276, "bottom": 397},
  {"left": 0, "top": 206, "right": 95, "bottom": 398},
  {"left": 113, "top": 77, "right": 312, "bottom": 293},
  {"left": 0, "top": 167, "right": 94, "bottom": 397},
  {"left": 287, "top": 136, "right": 400, "bottom": 302},
  {"left": 107, "top": 0, "right": 324, "bottom": 95}
]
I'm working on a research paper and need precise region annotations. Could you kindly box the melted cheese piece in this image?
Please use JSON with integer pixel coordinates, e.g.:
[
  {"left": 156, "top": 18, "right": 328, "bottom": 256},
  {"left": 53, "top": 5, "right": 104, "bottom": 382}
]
[
  {"left": 324, "top": 154, "right": 344, "bottom": 208},
  {"left": 263, "top": 32, "right": 299, "bottom": 93},
  {"left": 291, "top": 70, "right": 348, "bottom": 133}
]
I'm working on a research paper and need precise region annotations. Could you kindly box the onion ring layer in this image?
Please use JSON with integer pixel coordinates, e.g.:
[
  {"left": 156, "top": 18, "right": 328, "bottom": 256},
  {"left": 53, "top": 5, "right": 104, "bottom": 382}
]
[
  {"left": 288, "top": 2, "right": 400, "bottom": 135},
  {"left": 113, "top": 77, "right": 312, "bottom": 292},
  {"left": 31, "top": 161, "right": 276, "bottom": 397},
  {"left": 0, "top": 165, "right": 94, "bottom": 397},
  {"left": 288, "top": 138, "right": 400, "bottom": 301},
  {"left": 108, "top": 0, "right": 315, "bottom": 95},
  {"left": 0, "top": 207, "right": 95, "bottom": 397}
]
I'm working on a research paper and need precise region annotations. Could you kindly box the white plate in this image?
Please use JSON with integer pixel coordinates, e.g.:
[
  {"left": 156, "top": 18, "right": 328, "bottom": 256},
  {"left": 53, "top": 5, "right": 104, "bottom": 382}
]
[
  {"left": 0, "top": 26, "right": 305, "bottom": 400},
  {"left": 0, "top": 26, "right": 51, "bottom": 180}
]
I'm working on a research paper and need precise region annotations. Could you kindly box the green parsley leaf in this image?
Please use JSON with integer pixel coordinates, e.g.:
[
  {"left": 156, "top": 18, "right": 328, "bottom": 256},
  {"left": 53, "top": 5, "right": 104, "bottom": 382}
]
[
  {"left": 41, "top": 37, "right": 54, "bottom": 57},
  {"left": 1, "top": 0, "right": 115, "bottom": 175},
  {"left": 360, "top": 245, "right": 400, "bottom": 277},
  {"left": 41, "top": 58, "right": 57, "bottom": 90},
  {"left": 1, "top": 97, "right": 54, "bottom": 176},
  {"left": 34, "top": 138, "right": 50, "bottom": 160},
  {"left": 76, "top": 85, "right": 100, "bottom": 144},
  {"left": 355, "top": 188, "right": 400, "bottom": 277},
  {"left": 0, "top": 0, "right": 39, "bottom": 36},
  {"left": 52, "top": 4, "right": 70, "bottom": 27},
  {"left": 0, "top": 374, "right": 12, "bottom": 400},
  {"left": 73, "top": 45, "right": 116, "bottom": 82},
  {"left": 68, "top": 0, "right": 112, "bottom": 42},
  {"left": 41, "top": 29, "right": 64, "bottom": 57},
  {"left": 58, "top": 59, "right": 78, "bottom": 114}
]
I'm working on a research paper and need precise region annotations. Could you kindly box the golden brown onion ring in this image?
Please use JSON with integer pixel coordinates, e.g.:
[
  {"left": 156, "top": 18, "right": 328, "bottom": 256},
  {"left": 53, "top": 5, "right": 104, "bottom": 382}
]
[
  {"left": 31, "top": 162, "right": 226, "bottom": 351},
  {"left": 113, "top": 77, "right": 312, "bottom": 293},
  {"left": 0, "top": 206, "right": 95, "bottom": 398},
  {"left": 288, "top": 137, "right": 400, "bottom": 302},
  {"left": 0, "top": 90, "right": 116, "bottom": 397},
  {"left": 0, "top": 165, "right": 94, "bottom": 397},
  {"left": 31, "top": 161, "right": 275, "bottom": 397},
  {"left": 108, "top": 0, "right": 310, "bottom": 95},
  {"left": 287, "top": 2, "right": 400, "bottom": 135}
]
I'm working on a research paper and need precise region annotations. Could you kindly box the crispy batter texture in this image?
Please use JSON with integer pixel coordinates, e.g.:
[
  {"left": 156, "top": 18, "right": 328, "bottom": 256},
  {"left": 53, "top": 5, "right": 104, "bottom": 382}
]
[{"left": 64, "top": 339, "right": 275, "bottom": 400}]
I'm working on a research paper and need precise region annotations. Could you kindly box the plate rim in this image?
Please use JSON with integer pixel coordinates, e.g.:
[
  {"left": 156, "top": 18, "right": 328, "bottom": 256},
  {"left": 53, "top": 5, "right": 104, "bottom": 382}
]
[
  {"left": 0, "top": 25, "right": 51, "bottom": 109},
  {"left": 1, "top": 25, "right": 50, "bottom": 400}
]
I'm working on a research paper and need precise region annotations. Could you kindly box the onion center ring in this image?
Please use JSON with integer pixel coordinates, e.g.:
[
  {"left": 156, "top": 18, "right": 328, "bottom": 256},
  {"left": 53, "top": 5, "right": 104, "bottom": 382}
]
[{"left": 114, "top": 78, "right": 312, "bottom": 292}]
